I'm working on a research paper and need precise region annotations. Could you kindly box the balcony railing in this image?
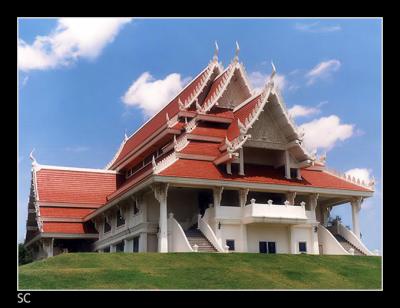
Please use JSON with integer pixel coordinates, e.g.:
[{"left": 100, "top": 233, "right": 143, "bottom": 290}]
[{"left": 212, "top": 199, "right": 315, "bottom": 224}]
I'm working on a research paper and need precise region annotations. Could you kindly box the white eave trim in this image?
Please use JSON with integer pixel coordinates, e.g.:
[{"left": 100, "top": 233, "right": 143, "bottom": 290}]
[
  {"left": 34, "top": 164, "right": 119, "bottom": 174},
  {"left": 153, "top": 175, "right": 374, "bottom": 198}
]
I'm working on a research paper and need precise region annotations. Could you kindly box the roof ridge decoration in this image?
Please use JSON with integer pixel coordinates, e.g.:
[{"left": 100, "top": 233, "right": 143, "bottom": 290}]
[
  {"left": 174, "top": 135, "right": 189, "bottom": 152},
  {"left": 105, "top": 134, "right": 129, "bottom": 169},
  {"left": 29, "top": 149, "right": 43, "bottom": 232},
  {"left": 323, "top": 167, "right": 375, "bottom": 190},
  {"left": 201, "top": 61, "right": 237, "bottom": 113},
  {"left": 213, "top": 41, "right": 219, "bottom": 62},
  {"left": 152, "top": 151, "right": 178, "bottom": 174},
  {"left": 179, "top": 61, "right": 217, "bottom": 111}
]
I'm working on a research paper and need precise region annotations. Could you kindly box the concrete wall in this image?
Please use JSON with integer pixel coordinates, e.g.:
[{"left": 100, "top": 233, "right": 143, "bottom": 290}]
[
  {"left": 220, "top": 224, "right": 243, "bottom": 252},
  {"left": 289, "top": 225, "right": 315, "bottom": 254},
  {"left": 247, "top": 224, "right": 290, "bottom": 253}
]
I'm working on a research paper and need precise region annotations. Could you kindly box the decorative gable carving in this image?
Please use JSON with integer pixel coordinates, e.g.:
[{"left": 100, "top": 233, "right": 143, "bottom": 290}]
[{"left": 247, "top": 108, "right": 287, "bottom": 145}]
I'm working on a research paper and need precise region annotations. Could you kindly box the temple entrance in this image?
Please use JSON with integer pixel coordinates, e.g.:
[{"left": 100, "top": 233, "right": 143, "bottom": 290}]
[{"left": 198, "top": 189, "right": 213, "bottom": 216}]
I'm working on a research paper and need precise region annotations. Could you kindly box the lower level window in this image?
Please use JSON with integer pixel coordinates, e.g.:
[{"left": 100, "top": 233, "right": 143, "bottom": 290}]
[
  {"left": 226, "top": 240, "right": 235, "bottom": 251},
  {"left": 103, "top": 246, "right": 110, "bottom": 253},
  {"left": 116, "top": 241, "right": 125, "bottom": 252},
  {"left": 259, "top": 241, "right": 276, "bottom": 254},
  {"left": 299, "top": 242, "right": 307, "bottom": 253},
  {"left": 133, "top": 236, "right": 139, "bottom": 253}
]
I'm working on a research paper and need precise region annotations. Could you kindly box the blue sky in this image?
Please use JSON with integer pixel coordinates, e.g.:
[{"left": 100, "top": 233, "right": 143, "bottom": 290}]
[{"left": 18, "top": 18, "right": 382, "bottom": 252}]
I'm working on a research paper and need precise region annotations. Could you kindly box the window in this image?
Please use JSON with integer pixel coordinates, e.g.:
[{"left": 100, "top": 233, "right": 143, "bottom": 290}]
[
  {"left": 133, "top": 236, "right": 139, "bottom": 253},
  {"left": 116, "top": 241, "right": 125, "bottom": 252},
  {"left": 259, "top": 241, "right": 276, "bottom": 254},
  {"left": 103, "top": 217, "right": 111, "bottom": 233},
  {"left": 299, "top": 242, "right": 307, "bottom": 254},
  {"left": 133, "top": 201, "right": 139, "bottom": 215},
  {"left": 226, "top": 240, "right": 235, "bottom": 251},
  {"left": 116, "top": 209, "right": 125, "bottom": 227},
  {"left": 103, "top": 246, "right": 110, "bottom": 253},
  {"left": 290, "top": 168, "right": 298, "bottom": 179}
]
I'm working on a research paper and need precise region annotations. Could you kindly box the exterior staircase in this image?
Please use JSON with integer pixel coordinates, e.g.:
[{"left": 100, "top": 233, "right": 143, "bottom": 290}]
[
  {"left": 333, "top": 234, "right": 365, "bottom": 256},
  {"left": 185, "top": 225, "right": 217, "bottom": 252}
]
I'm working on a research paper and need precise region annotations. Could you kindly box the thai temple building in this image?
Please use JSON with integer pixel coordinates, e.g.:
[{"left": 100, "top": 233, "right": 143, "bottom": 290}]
[{"left": 24, "top": 43, "right": 375, "bottom": 259}]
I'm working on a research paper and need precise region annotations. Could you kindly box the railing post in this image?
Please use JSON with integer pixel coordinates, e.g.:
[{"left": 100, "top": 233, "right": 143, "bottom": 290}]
[{"left": 197, "top": 214, "right": 201, "bottom": 229}]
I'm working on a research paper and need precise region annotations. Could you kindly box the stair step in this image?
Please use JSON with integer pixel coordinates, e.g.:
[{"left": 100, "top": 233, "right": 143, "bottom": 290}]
[
  {"left": 184, "top": 227, "right": 217, "bottom": 252},
  {"left": 334, "top": 234, "right": 365, "bottom": 256}
]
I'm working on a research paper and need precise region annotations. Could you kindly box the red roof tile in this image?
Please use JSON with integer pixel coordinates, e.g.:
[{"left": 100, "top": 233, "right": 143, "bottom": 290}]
[
  {"left": 191, "top": 125, "right": 228, "bottom": 139},
  {"left": 40, "top": 207, "right": 94, "bottom": 218},
  {"left": 111, "top": 66, "right": 213, "bottom": 168},
  {"left": 36, "top": 168, "right": 118, "bottom": 206},
  {"left": 159, "top": 160, "right": 371, "bottom": 192},
  {"left": 180, "top": 141, "right": 222, "bottom": 157},
  {"left": 42, "top": 222, "right": 97, "bottom": 234}
]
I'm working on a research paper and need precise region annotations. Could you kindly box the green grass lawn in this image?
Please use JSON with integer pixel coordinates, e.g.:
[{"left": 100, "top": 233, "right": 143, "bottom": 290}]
[{"left": 18, "top": 253, "right": 381, "bottom": 290}]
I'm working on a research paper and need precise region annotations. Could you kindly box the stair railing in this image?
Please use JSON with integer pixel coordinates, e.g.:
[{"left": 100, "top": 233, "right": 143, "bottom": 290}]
[{"left": 197, "top": 214, "right": 228, "bottom": 252}]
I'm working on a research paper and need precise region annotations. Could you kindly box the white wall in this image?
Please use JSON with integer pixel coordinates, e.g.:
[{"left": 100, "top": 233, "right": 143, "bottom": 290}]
[
  {"left": 247, "top": 224, "right": 290, "bottom": 253},
  {"left": 289, "top": 225, "right": 316, "bottom": 254},
  {"left": 147, "top": 234, "right": 158, "bottom": 252},
  {"left": 220, "top": 224, "right": 242, "bottom": 252}
]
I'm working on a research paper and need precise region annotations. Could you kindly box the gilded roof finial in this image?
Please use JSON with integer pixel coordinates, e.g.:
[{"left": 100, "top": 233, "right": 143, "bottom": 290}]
[{"left": 29, "top": 148, "right": 37, "bottom": 166}]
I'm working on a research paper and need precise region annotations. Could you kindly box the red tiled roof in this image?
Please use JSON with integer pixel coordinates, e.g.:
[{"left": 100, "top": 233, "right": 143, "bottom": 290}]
[
  {"left": 191, "top": 125, "right": 228, "bottom": 139},
  {"left": 159, "top": 160, "right": 371, "bottom": 192},
  {"left": 180, "top": 141, "right": 222, "bottom": 157},
  {"left": 40, "top": 207, "right": 94, "bottom": 218},
  {"left": 202, "top": 69, "right": 229, "bottom": 105},
  {"left": 36, "top": 168, "right": 118, "bottom": 206},
  {"left": 227, "top": 94, "right": 261, "bottom": 141},
  {"left": 111, "top": 66, "right": 213, "bottom": 168},
  {"left": 42, "top": 222, "right": 97, "bottom": 234}
]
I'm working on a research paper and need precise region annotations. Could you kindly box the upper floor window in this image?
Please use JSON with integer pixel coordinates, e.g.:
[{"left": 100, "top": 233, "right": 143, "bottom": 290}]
[
  {"left": 103, "top": 217, "right": 111, "bottom": 233},
  {"left": 116, "top": 209, "right": 125, "bottom": 227},
  {"left": 133, "top": 201, "right": 139, "bottom": 215}
]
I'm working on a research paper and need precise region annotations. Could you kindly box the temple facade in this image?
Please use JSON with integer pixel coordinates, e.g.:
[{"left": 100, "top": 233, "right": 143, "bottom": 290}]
[{"left": 24, "top": 45, "right": 375, "bottom": 259}]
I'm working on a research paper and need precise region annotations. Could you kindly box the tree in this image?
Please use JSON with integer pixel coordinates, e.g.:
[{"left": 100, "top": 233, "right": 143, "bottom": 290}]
[{"left": 18, "top": 243, "right": 33, "bottom": 265}]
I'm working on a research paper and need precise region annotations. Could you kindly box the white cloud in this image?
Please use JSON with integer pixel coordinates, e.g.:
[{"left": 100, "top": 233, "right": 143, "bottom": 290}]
[
  {"left": 295, "top": 22, "right": 342, "bottom": 33},
  {"left": 18, "top": 18, "right": 132, "bottom": 71},
  {"left": 288, "top": 105, "right": 320, "bottom": 118},
  {"left": 306, "top": 59, "right": 341, "bottom": 85},
  {"left": 122, "top": 72, "right": 190, "bottom": 117},
  {"left": 248, "top": 71, "right": 286, "bottom": 94},
  {"left": 345, "top": 168, "right": 372, "bottom": 184},
  {"left": 299, "top": 115, "right": 354, "bottom": 152}
]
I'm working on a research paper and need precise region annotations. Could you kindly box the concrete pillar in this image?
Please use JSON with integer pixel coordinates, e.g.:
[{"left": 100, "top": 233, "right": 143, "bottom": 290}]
[
  {"left": 296, "top": 168, "right": 302, "bottom": 180},
  {"left": 241, "top": 224, "right": 248, "bottom": 252},
  {"left": 152, "top": 183, "right": 169, "bottom": 253},
  {"left": 213, "top": 187, "right": 224, "bottom": 244},
  {"left": 226, "top": 162, "right": 232, "bottom": 175},
  {"left": 311, "top": 225, "right": 319, "bottom": 254},
  {"left": 139, "top": 233, "right": 147, "bottom": 252},
  {"left": 351, "top": 197, "right": 362, "bottom": 239},
  {"left": 309, "top": 193, "right": 319, "bottom": 212},
  {"left": 288, "top": 226, "right": 295, "bottom": 254},
  {"left": 239, "top": 148, "right": 244, "bottom": 176},
  {"left": 286, "top": 192, "right": 297, "bottom": 205},
  {"left": 42, "top": 238, "right": 54, "bottom": 258},
  {"left": 284, "top": 150, "right": 291, "bottom": 179},
  {"left": 124, "top": 239, "right": 133, "bottom": 252},
  {"left": 110, "top": 244, "right": 116, "bottom": 253}
]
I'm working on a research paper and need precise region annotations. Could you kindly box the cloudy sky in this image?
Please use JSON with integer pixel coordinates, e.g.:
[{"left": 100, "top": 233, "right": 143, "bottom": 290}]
[{"left": 18, "top": 18, "right": 382, "bottom": 251}]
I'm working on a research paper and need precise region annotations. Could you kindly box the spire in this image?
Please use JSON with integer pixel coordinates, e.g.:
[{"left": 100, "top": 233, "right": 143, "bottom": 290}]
[
  {"left": 270, "top": 61, "right": 276, "bottom": 81},
  {"left": 234, "top": 41, "right": 240, "bottom": 62},
  {"left": 29, "top": 148, "right": 38, "bottom": 167},
  {"left": 213, "top": 41, "right": 219, "bottom": 62},
  {"left": 124, "top": 129, "right": 128, "bottom": 141}
]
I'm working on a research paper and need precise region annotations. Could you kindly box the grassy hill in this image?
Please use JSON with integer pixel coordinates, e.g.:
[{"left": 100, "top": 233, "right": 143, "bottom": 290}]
[{"left": 18, "top": 253, "right": 381, "bottom": 290}]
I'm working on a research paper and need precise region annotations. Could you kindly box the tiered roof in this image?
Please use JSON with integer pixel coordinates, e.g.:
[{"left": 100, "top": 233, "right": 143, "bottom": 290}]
[{"left": 25, "top": 47, "right": 374, "bottom": 242}]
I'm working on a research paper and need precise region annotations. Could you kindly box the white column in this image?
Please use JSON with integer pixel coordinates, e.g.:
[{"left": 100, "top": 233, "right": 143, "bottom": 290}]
[
  {"left": 308, "top": 193, "right": 319, "bottom": 212},
  {"left": 289, "top": 226, "right": 295, "bottom": 254},
  {"left": 296, "top": 168, "right": 302, "bottom": 180},
  {"left": 152, "top": 183, "right": 169, "bottom": 253},
  {"left": 110, "top": 244, "right": 116, "bottom": 253},
  {"left": 42, "top": 238, "right": 54, "bottom": 258},
  {"left": 286, "top": 192, "right": 296, "bottom": 205},
  {"left": 310, "top": 225, "right": 319, "bottom": 254},
  {"left": 226, "top": 162, "right": 232, "bottom": 175},
  {"left": 284, "top": 150, "right": 291, "bottom": 179},
  {"left": 239, "top": 148, "right": 244, "bottom": 176},
  {"left": 351, "top": 197, "right": 362, "bottom": 239},
  {"left": 213, "top": 187, "right": 224, "bottom": 243},
  {"left": 124, "top": 239, "right": 133, "bottom": 252},
  {"left": 139, "top": 233, "right": 147, "bottom": 252},
  {"left": 241, "top": 224, "right": 248, "bottom": 252}
]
